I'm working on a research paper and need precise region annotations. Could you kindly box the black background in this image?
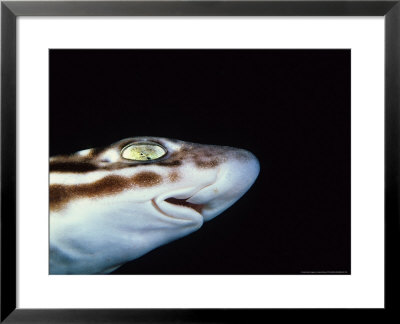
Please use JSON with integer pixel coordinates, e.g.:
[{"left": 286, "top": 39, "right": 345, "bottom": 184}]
[{"left": 50, "top": 49, "right": 350, "bottom": 274}]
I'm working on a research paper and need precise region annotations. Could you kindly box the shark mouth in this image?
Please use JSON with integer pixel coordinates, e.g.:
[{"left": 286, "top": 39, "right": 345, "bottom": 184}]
[
  {"left": 164, "top": 197, "right": 204, "bottom": 214},
  {"left": 151, "top": 185, "right": 213, "bottom": 221},
  {"left": 151, "top": 196, "right": 205, "bottom": 221}
]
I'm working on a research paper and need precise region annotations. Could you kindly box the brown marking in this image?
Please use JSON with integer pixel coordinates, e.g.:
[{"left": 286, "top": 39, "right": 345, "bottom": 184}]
[
  {"left": 168, "top": 172, "right": 180, "bottom": 182},
  {"left": 50, "top": 175, "right": 131, "bottom": 211},
  {"left": 158, "top": 160, "right": 182, "bottom": 167},
  {"left": 131, "top": 172, "right": 162, "bottom": 187},
  {"left": 49, "top": 185, "right": 69, "bottom": 211},
  {"left": 50, "top": 172, "right": 162, "bottom": 212},
  {"left": 195, "top": 159, "right": 220, "bottom": 168}
]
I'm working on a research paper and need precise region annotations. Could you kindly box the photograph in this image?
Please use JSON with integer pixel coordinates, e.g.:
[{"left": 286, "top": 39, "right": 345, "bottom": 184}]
[{"left": 49, "top": 49, "right": 350, "bottom": 275}]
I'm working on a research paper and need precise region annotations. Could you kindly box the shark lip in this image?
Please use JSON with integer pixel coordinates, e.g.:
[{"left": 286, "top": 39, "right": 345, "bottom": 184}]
[
  {"left": 152, "top": 173, "right": 220, "bottom": 221},
  {"left": 151, "top": 197, "right": 204, "bottom": 222},
  {"left": 152, "top": 185, "right": 214, "bottom": 220},
  {"left": 164, "top": 197, "right": 204, "bottom": 214}
]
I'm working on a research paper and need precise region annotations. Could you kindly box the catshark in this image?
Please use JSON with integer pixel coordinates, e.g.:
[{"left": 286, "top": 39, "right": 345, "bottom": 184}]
[{"left": 49, "top": 137, "right": 259, "bottom": 274}]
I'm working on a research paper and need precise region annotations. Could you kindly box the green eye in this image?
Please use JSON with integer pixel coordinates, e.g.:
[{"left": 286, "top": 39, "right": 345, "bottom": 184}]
[{"left": 121, "top": 142, "right": 167, "bottom": 161}]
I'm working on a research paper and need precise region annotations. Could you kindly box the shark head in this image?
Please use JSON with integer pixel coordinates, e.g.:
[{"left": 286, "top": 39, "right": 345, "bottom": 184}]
[{"left": 49, "top": 137, "right": 260, "bottom": 274}]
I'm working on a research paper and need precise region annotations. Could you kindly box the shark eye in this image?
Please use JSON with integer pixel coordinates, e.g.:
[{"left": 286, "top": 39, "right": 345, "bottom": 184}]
[{"left": 121, "top": 142, "right": 167, "bottom": 161}]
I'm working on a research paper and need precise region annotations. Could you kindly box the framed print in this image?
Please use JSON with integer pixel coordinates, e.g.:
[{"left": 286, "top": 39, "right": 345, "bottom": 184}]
[
  {"left": 1, "top": 0, "right": 399, "bottom": 322},
  {"left": 48, "top": 48, "right": 350, "bottom": 276}
]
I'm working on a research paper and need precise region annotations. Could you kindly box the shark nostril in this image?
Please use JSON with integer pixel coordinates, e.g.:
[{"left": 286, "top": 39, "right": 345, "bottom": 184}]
[{"left": 165, "top": 197, "right": 204, "bottom": 214}]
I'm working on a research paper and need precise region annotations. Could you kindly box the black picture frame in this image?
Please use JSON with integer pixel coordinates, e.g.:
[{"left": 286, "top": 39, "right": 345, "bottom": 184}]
[{"left": 1, "top": 0, "right": 399, "bottom": 322}]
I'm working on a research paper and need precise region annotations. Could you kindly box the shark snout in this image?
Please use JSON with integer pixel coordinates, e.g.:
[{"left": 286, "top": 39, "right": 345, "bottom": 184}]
[{"left": 187, "top": 149, "right": 260, "bottom": 221}]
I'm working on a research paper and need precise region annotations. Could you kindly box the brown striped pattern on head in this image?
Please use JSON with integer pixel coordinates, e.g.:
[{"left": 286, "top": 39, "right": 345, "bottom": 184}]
[
  {"left": 50, "top": 171, "right": 163, "bottom": 211},
  {"left": 50, "top": 137, "right": 253, "bottom": 212}
]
